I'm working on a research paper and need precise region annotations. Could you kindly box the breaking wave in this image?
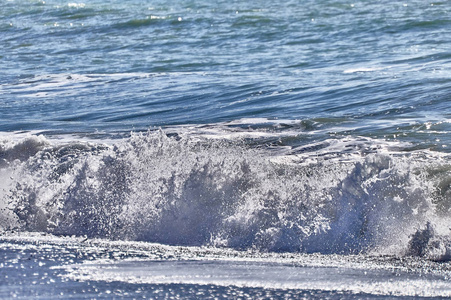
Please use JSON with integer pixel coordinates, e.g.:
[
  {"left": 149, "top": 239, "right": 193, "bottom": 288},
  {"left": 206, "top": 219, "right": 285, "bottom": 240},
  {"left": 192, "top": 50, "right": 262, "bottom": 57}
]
[{"left": 1, "top": 129, "right": 450, "bottom": 260}]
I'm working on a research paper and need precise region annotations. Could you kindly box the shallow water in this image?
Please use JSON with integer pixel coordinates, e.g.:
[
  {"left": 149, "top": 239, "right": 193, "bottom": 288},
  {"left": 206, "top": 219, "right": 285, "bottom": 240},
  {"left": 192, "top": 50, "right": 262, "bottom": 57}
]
[{"left": 2, "top": 234, "right": 451, "bottom": 299}]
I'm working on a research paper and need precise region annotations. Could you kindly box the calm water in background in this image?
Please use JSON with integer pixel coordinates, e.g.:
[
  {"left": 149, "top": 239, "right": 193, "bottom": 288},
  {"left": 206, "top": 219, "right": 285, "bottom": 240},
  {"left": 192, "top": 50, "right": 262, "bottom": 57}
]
[
  {"left": 1, "top": 0, "right": 450, "bottom": 149},
  {"left": 1, "top": 1, "right": 451, "bottom": 298}
]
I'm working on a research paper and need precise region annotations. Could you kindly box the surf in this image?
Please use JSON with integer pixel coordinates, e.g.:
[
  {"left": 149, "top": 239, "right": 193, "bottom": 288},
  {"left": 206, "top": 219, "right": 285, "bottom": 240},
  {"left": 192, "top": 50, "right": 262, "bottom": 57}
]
[{"left": 1, "top": 128, "right": 450, "bottom": 260}]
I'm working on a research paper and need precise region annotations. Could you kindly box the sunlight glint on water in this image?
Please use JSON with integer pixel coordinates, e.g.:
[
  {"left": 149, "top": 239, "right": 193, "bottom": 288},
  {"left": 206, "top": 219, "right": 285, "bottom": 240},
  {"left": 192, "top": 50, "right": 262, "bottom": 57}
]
[{"left": 1, "top": 0, "right": 450, "bottom": 298}]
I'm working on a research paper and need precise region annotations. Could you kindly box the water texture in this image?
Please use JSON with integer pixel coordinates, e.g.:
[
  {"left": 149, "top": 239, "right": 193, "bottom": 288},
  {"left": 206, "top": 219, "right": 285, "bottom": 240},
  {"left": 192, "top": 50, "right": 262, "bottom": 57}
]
[
  {"left": 2, "top": 1, "right": 451, "bottom": 298},
  {"left": 1, "top": 0, "right": 450, "bottom": 257},
  {"left": 1, "top": 0, "right": 450, "bottom": 146}
]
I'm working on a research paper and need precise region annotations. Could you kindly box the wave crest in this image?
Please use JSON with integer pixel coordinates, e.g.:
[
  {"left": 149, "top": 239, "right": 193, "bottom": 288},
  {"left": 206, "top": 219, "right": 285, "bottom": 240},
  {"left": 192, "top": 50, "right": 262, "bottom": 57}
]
[{"left": 1, "top": 131, "right": 450, "bottom": 258}]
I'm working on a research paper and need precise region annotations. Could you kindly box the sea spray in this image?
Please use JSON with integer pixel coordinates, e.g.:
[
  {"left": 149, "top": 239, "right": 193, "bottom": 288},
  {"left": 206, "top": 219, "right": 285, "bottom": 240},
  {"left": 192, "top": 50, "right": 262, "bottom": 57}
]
[{"left": 1, "top": 130, "right": 450, "bottom": 259}]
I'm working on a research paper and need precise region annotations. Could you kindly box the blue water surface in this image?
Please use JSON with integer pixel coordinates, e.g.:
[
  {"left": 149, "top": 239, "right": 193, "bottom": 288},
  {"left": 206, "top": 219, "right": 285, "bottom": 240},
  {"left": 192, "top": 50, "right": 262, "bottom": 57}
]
[{"left": 0, "top": 0, "right": 450, "bottom": 149}]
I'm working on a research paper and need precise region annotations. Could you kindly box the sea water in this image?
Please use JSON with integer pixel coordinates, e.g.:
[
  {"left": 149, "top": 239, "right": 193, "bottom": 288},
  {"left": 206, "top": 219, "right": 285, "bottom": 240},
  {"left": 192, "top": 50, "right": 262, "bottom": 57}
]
[{"left": 1, "top": 0, "right": 451, "bottom": 298}]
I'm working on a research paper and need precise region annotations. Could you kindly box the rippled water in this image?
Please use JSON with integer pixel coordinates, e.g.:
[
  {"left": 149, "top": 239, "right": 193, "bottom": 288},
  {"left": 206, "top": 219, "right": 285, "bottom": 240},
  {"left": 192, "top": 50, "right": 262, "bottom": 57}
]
[
  {"left": 1, "top": 0, "right": 450, "bottom": 148},
  {"left": 1, "top": 0, "right": 451, "bottom": 298}
]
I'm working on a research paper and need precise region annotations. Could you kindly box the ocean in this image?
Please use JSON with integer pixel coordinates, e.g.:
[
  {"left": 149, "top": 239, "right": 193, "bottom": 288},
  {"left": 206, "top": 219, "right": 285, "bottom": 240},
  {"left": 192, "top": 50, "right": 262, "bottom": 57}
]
[{"left": 1, "top": 0, "right": 450, "bottom": 298}]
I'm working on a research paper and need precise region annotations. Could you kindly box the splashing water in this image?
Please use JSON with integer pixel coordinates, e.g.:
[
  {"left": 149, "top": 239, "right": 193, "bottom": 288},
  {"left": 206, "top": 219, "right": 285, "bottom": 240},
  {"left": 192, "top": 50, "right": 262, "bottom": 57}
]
[{"left": 1, "top": 130, "right": 450, "bottom": 260}]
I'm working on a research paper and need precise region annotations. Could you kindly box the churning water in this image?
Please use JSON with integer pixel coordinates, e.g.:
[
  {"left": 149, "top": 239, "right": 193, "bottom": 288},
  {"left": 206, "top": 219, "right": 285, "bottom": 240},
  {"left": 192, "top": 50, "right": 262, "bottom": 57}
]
[{"left": 1, "top": 0, "right": 451, "bottom": 298}]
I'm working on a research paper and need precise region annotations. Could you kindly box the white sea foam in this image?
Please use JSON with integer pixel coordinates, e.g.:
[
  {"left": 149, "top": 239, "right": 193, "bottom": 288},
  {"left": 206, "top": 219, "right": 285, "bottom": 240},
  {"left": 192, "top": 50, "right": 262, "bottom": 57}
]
[
  {"left": 62, "top": 259, "right": 451, "bottom": 297},
  {"left": 3, "top": 232, "right": 451, "bottom": 298},
  {"left": 0, "top": 130, "right": 450, "bottom": 259},
  {"left": 343, "top": 66, "right": 387, "bottom": 74}
]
